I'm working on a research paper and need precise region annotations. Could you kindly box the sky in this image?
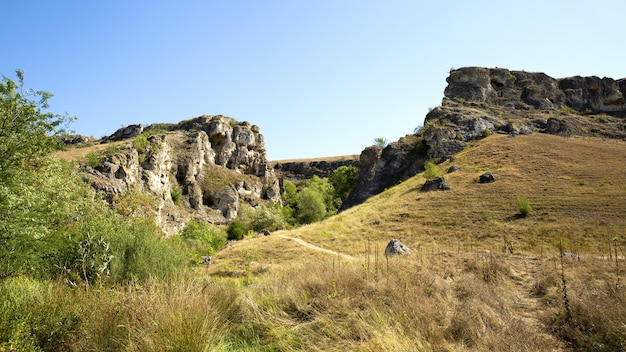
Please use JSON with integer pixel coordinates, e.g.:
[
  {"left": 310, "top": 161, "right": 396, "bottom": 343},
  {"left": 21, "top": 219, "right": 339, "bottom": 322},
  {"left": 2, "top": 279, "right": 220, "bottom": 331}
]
[{"left": 2, "top": 1, "right": 625, "bottom": 160}]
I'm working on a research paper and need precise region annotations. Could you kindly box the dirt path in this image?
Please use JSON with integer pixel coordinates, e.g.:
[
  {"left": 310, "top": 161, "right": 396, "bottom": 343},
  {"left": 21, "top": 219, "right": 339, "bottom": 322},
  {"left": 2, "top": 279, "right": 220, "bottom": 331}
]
[
  {"left": 278, "top": 235, "right": 356, "bottom": 261},
  {"left": 508, "top": 256, "right": 569, "bottom": 351}
]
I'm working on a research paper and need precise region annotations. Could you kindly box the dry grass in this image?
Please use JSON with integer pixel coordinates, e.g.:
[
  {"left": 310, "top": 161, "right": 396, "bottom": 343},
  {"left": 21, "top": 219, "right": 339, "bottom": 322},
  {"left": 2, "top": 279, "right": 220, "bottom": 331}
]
[
  {"left": 54, "top": 128, "right": 626, "bottom": 350},
  {"left": 209, "top": 133, "right": 626, "bottom": 350},
  {"left": 264, "top": 133, "right": 626, "bottom": 257}
]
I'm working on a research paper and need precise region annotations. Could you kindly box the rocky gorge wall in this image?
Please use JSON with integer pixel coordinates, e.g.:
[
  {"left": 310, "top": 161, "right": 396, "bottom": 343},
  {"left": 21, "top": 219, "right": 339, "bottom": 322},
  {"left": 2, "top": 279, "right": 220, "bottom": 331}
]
[
  {"left": 342, "top": 67, "right": 626, "bottom": 209},
  {"left": 80, "top": 115, "right": 281, "bottom": 236}
]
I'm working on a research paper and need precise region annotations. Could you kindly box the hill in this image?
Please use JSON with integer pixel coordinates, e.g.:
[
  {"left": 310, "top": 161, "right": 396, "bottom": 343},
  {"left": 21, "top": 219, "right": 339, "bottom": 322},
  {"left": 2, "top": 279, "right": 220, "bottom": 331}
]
[
  {"left": 208, "top": 132, "right": 626, "bottom": 350},
  {"left": 44, "top": 66, "right": 626, "bottom": 350}
]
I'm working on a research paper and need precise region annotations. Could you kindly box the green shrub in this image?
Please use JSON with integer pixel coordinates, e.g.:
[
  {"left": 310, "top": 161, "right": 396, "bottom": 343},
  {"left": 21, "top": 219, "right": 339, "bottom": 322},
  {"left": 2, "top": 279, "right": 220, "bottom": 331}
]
[
  {"left": 515, "top": 196, "right": 532, "bottom": 217},
  {"left": 374, "top": 137, "right": 388, "bottom": 148},
  {"left": 296, "top": 188, "right": 326, "bottom": 224},
  {"left": 227, "top": 220, "right": 248, "bottom": 241},
  {"left": 85, "top": 151, "right": 102, "bottom": 168},
  {"left": 331, "top": 165, "right": 358, "bottom": 202},
  {"left": 423, "top": 160, "right": 441, "bottom": 179},
  {"left": 0, "top": 277, "right": 81, "bottom": 351},
  {"left": 180, "top": 220, "right": 227, "bottom": 262},
  {"left": 170, "top": 186, "right": 182, "bottom": 205}
]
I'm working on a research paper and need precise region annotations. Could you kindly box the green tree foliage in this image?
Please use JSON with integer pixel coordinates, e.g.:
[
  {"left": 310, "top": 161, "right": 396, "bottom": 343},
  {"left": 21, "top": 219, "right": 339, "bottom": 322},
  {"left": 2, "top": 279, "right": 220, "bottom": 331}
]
[
  {"left": 282, "top": 180, "right": 298, "bottom": 208},
  {"left": 374, "top": 137, "right": 388, "bottom": 148},
  {"left": 331, "top": 165, "right": 358, "bottom": 202},
  {"left": 304, "top": 175, "right": 339, "bottom": 215},
  {"left": 178, "top": 220, "right": 227, "bottom": 264},
  {"left": 0, "top": 71, "right": 73, "bottom": 180},
  {"left": 296, "top": 187, "right": 327, "bottom": 224},
  {"left": 0, "top": 71, "right": 186, "bottom": 285}
]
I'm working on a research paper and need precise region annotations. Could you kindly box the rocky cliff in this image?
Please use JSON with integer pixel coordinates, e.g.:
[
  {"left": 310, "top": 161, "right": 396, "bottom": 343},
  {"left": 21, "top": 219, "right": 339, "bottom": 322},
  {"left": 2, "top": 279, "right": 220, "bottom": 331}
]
[
  {"left": 80, "top": 115, "right": 281, "bottom": 235},
  {"left": 343, "top": 67, "right": 626, "bottom": 209},
  {"left": 271, "top": 157, "right": 359, "bottom": 184}
]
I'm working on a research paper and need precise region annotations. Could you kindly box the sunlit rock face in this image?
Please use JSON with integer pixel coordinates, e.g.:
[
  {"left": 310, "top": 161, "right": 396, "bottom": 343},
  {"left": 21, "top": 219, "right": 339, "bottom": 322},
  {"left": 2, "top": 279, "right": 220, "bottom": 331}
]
[{"left": 82, "top": 115, "right": 281, "bottom": 236}]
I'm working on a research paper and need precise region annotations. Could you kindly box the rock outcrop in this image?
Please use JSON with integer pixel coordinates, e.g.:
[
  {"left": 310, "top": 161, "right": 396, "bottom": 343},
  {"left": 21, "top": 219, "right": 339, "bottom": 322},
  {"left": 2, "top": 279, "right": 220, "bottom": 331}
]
[
  {"left": 384, "top": 239, "right": 411, "bottom": 256},
  {"left": 341, "top": 134, "right": 427, "bottom": 210},
  {"left": 444, "top": 67, "right": 626, "bottom": 114},
  {"left": 342, "top": 67, "right": 626, "bottom": 210},
  {"left": 81, "top": 115, "right": 281, "bottom": 235},
  {"left": 272, "top": 158, "right": 359, "bottom": 183}
]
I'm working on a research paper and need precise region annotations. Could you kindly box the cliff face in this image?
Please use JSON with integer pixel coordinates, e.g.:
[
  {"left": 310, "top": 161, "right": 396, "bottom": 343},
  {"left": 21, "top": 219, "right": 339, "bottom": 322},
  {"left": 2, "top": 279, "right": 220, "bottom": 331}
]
[
  {"left": 271, "top": 158, "right": 359, "bottom": 184},
  {"left": 81, "top": 115, "right": 281, "bottom": 235},
  {"left": 343, "top": 67, "right": 626, "bottom": 209}
]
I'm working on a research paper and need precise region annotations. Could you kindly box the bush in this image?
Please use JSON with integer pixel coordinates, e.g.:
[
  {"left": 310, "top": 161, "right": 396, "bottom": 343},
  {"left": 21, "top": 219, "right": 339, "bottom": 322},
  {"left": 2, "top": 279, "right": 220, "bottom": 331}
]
[
  {"left": 227, "top": 220, "right": 248, "bottom": 241},
  {"left": 0, "top": 277, "right": 81, "bottom": 351},
  {"left": 515, "top": 196, "right": 532, "bottom": 217},
  {"left": 423, "top": 160, "right": 441, "bottom": 179},
  {"left": 296, "top": 188, "right": 326, "bottom": 224},
  {"left": 180, "top": 220, "right": 227, "bottom": 263},
  {"left": 331, "top": 165, "right": 358, "bottom": 202},
  {"left": 85, "top": 151, "right": 102, "bottom": 168},
  {"left": 170, "top": 186, "right": 182, "bottom": 205}
]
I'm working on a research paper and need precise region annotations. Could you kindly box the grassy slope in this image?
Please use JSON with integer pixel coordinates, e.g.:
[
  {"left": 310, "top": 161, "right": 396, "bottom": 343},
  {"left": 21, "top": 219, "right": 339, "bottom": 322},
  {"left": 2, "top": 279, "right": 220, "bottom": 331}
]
[
  {"left": 230, "top": 133, "right": 626, "bottom": 260},
  {"left": 209, "top": 133, "right": 626, "bottom": 351},
  {"left": 56, "top": 130, "right": 626, "bottom": 350}
]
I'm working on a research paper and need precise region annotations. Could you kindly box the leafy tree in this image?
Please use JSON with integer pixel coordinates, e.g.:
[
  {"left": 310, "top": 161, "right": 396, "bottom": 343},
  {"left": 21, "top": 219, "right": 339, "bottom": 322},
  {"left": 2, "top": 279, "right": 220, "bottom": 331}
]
[
  {"left": 281, "top": 180, "right": 298, "bottom": 208},
  {"left": 331, "top": 165, "right": 358, "bottom": 202},
  {"left": 296, "top": 187, "right": 326, "bottom": 224},
  {"left": 0, "top": 70, "right": 73, "bottom": 180},
  {"left": 0, "top": 71, "right": 186, "bottom": 284},
  {"left": 305, "top": 175, "right": 339, "bottom": 215}
]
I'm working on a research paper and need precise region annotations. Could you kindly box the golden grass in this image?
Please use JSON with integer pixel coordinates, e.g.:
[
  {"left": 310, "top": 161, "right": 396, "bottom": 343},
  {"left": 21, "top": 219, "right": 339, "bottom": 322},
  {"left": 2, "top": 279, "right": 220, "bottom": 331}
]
[
  {"left": 55, "top": 130, "right": 626, "bottom": 350},
  {"left": 207, "top": 133, "right": 626, "bottom": 350},
  {"left": 257, "top": 133, "right": 626, "bottom": 258}
]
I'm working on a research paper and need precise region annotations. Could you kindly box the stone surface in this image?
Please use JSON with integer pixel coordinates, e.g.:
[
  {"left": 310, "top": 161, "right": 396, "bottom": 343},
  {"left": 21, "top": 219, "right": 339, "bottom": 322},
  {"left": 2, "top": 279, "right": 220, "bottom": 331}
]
[
  {"left": 384, "top": 239, "right": 410, "bottom": 256},
  {"left": 478, "top": 172, "right": 496, "bottom": 184},
  {"left": 81, "top": 115, "right": 281, "bottom": 235},
  {"left": 342, "top": 68, "right": 626, "bottom": 210},
  {"left": 104, "top": 124, "right": 144, "bottom": 141},
  {"left": 272, "top": 158, "right": 359, "bottom": 183},
  {"left": 421, "top": 177, "right": 451, "bottom": 192}
]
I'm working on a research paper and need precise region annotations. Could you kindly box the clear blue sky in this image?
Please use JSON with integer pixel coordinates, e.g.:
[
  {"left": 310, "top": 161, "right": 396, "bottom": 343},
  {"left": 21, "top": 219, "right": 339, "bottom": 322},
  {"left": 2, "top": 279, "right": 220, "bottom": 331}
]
[{"left": 2, "top": 1, "right": 624, "bottom": 160}]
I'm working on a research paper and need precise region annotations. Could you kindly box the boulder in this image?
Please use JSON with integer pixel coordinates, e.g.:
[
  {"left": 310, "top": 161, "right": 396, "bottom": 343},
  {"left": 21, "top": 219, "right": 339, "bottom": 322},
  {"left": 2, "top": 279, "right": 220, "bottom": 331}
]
[
  {"left": 385, "top": 239, "right": 410, "bottom": 256},
  {"left": 420, "top": 177, "right": 451, "bottom": 192},
  {"left": 447, "top": 165, "right": 460, "bottom": 173},
  {"left": 478, "top": 172, "right": 495, "bottom": 183},
  {"left": 104, "top": 124, "right": 144, "bottom": 141}
]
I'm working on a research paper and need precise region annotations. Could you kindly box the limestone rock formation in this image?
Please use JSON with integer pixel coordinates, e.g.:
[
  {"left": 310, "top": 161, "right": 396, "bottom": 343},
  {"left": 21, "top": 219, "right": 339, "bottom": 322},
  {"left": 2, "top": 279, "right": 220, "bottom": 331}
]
[
  {"left": 384, "top": 239, "right": 410, "bottom": 257},
  {"left": 81, "top": 115, "right": 281, "bottom": 235},
  {"left": 272, "top": 158, "right": 358, "bottom": 183},
  {"left": 342, "top": 67, "right": 626, "bottom": 210},
  {"left": 341, "top": 135, "right": 426, "bottom": 210},
  {"left": 444, "top": 67, "right": 626, "bottom": 114}
]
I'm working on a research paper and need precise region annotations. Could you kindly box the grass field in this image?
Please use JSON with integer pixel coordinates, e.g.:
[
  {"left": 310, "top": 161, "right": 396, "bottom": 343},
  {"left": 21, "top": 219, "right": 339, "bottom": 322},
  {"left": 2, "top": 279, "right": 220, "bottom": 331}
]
[
  {"left": 40, "top": 132, "right": 626, "bottom": 351},
  {"left": 197, "top": 133, "right": 626, "bottom": 351}
]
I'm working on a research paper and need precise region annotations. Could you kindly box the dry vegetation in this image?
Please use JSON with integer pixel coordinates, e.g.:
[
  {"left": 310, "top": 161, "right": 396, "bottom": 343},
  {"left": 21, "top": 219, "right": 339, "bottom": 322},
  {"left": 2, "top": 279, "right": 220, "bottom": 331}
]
[
  {"left": 207, "top": 133, "right": 626, "bottom": 351},
  {"left": 45, "top": 132, "right": 626, "bottom": 351}
]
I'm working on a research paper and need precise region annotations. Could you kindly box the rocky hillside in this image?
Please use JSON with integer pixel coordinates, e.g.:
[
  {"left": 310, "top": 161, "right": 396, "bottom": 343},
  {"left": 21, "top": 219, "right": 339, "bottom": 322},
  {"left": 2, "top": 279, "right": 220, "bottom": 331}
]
[
  {"left": 343, "top": 67, "right": 626, "bottom": 209},
  {"left": 66, "top": 115, "right": 281, "bottom": 235},
  {"left": 270, "top": 156, "right": 359, "bottom": 184}
]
